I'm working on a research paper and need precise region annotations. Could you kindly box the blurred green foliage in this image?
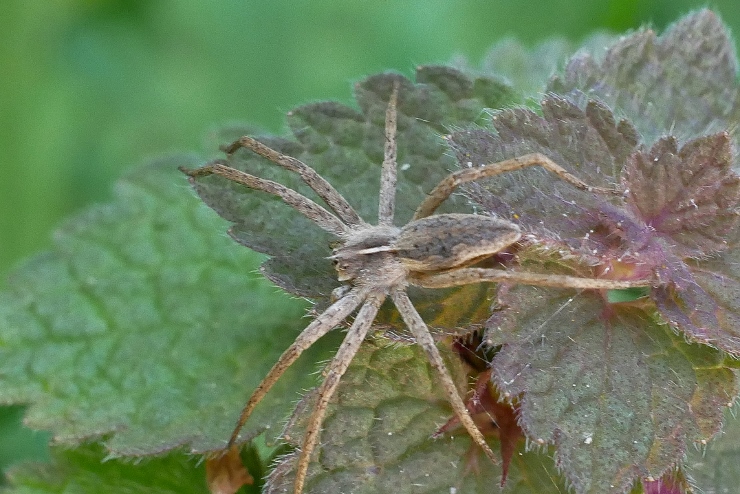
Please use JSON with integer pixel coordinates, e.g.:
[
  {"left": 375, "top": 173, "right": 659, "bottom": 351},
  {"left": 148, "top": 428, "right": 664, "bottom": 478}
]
[{"left": 1, "top": 0, "right": 739, "bottom": 482}]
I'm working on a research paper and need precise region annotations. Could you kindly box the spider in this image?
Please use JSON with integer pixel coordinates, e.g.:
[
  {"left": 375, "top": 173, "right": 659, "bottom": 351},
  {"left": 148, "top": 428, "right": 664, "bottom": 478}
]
[{"left": 182, "top": 81, "right": 653, "bottom": 493}]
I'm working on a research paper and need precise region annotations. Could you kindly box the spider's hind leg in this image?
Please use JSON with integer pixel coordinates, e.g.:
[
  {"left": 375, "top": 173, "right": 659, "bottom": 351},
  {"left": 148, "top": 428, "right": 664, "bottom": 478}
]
[
  {"left": 226, "top": 286, "right": 370, "bottom": 448},
  {"left": 390, "top": 289, "right": 500, "bottom": 466}
]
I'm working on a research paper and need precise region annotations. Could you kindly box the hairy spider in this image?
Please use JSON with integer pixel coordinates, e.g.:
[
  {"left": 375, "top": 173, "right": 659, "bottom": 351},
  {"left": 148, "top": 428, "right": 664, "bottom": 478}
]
[{"left": 182, "top": 82, "right": 652, "bottom": 493}]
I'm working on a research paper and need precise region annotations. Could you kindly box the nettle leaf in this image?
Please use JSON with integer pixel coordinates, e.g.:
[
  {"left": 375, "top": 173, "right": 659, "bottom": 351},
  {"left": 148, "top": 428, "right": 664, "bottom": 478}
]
[
  {"left": 188, "top": 67, "right": 517, "bottom": 300},
  {"left": 654, "top": 245, "right": 740, "bottom": 354},
  {"left": 549, "top": 9, "right": 740, "bottom": 145},
  {"left": 487, "top": 273, "right": 735, "bottom": 494},
  {"left": 2, "top": 443, "right": 213, "bottom": 494},
  {"left": 264, "top": 337, "right": 569, "bottom": 494},
  {"left": 0, "top": 157, "right": 343, "bottom": 456},
  {"left": 620, "top": 132, "right": 740, "bottom": 353}
]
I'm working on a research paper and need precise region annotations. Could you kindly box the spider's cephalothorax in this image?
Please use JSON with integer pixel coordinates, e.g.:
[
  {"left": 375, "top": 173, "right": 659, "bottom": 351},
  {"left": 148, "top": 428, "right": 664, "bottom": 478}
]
[
  {"left": 181, "top": 80, "right": 653, "bottom": 494},
  {"left": 331, "top": 225, "right": 404, "bottom": 284}
]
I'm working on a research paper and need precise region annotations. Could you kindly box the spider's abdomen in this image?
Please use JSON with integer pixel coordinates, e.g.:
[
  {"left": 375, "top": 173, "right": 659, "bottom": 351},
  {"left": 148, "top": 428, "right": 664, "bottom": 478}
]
[{"left": 393, "top": 213, "right": 521, "bottom": 272}]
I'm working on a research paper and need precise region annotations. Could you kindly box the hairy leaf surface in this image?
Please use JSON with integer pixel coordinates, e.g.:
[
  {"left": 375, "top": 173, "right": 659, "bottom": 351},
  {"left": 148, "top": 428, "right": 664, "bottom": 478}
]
[
  {"left": 266, "top": 337, "right": 569, "bottom": 494},
  {"left": 684, "top": 404, "right": 740, "bottom": 491},
  {"left": 451, "top": 95, "right": 639, "bottom": 260},
  {"left": 623, "top": 133, "right": 740, "bottom": 258},
  {"left": 549, "top": 9, "right": 740, "bottom": 145},
  {"left": 451, "top": 17, "right": 740, "bottom": 487},
  {"left": 487, "top": 275, "right": 736, "bottom": 494}
]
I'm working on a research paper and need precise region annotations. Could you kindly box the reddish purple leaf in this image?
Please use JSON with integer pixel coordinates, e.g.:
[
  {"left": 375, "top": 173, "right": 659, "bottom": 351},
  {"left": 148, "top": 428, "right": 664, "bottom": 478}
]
[{"left": 624, "top": 133, "right": 740, "bottom": 258}]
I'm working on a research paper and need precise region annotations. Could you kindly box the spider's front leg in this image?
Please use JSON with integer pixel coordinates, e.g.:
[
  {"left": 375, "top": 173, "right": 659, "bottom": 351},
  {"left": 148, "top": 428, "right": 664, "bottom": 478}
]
[
  {"left": 180, "top": 162, "right": 349, "bottom": 236},
  {"left": 221, "top": 135, "right": 363, "bottom": 227}
]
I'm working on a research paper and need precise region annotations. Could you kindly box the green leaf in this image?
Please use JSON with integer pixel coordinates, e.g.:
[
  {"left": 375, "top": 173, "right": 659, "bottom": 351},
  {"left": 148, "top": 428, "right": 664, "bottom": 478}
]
[
  {"left": 0, "top": 157, "right": 343, "bottom": 456},
  {"left": 265, "top": 337, "right": 569, "bottom": 494},
  {"left": 487, "top": 277, "right": 736, "bottom": 494},
  {"left": 2, "top": 443, "right": 212, "bottom": 494}
]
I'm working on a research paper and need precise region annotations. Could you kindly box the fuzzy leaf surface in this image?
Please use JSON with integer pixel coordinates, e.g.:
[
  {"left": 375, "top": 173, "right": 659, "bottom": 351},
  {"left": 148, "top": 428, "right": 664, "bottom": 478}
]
[
  {"left": 487, "top": 278, "right": 736, "bottom": 494},
  {"left": 266, "top": 337, "right": 569, "bottom": 494},
  {"left": 451, "top": 42, "right": 740, "bottom": 486},
  {"left": 0, "top": 157, "right": 341, "bottom": 455},
  {"left": 654, "top": 244, "right": 740, "bottom": 354},
  {"left": 454, "top": 56, "right": 740, "bottom": 356},
  {"left": 549, "top": 9, "right": 740, "bottom": 145},
  {"left": 623, "top": 133, "right": 740, "bottom": 258}
]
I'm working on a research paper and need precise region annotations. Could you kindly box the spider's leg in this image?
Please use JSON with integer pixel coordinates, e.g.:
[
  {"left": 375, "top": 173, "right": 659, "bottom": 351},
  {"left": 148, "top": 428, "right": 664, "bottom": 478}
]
[
  {"left": 227, "top": 286, "right": 369, "bottom": 448},
  {"left": 181, "top": 162, "right": 348, "bottom": 236},
  {"left": 411, "top": 267, "right": 654, "bottom": 290},
  {"left": 294, "top": 291, "right": 385, "bottom": 494},
  {"left": 222, "top": 136, "right": 364, "bottom": 227},
  {"left": 390, "top": 289, "right": 500, "bottom": 466},
  {"left": 378, "top": 81, "right": 399, "bottom": 226},
  {"left": 413, "top": 152, "right": 622, "bottom": 220}
]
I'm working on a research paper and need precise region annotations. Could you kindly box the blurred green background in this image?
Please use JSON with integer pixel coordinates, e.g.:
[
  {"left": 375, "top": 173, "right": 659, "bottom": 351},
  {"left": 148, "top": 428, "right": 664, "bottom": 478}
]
[{"left": 1, "top": 0, "right": 738, "bottom": 481}]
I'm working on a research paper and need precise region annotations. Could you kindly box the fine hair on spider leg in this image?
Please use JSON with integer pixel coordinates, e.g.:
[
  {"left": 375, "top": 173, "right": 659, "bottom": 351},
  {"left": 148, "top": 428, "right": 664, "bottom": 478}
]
[{"left": 181, "top": 78, "right": 655, "bottom": 494}]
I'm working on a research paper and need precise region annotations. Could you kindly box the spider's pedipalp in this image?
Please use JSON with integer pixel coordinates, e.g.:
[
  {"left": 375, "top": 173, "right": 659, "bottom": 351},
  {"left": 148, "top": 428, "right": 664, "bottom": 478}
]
[
  {"left": 223, "top": 136, "right": 364, "bottom": 227},
  {"left": 294, "top": 290, "right": 386, "bottom": 494},
  {"left": 413, "top": 152, "right": 622, "bottom": 220},
  {"left": 411, "top": 267, "right": 654, "bottom": 290},
  {"left": 181, "top": 162, "right": 348, "bottom": 236},
  {"left": 378, "top": 81, "right": 399, "bottom": 226},
  {"left": 390, "top": 289, "right": 499, "bottom": 465},
  {"left": 227, "top": 286, "right": 370, "bottom": 448}
]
